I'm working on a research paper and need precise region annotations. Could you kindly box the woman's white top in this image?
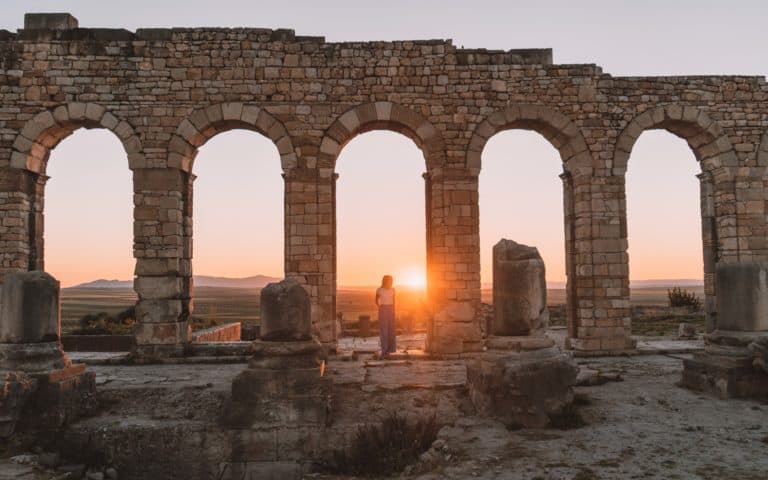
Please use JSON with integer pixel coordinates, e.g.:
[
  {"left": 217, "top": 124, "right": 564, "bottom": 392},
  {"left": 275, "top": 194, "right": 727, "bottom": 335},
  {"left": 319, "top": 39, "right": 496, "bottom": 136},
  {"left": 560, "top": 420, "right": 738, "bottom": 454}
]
[{"left": 376, "top": 287, "right": 395, "bottom": 306}]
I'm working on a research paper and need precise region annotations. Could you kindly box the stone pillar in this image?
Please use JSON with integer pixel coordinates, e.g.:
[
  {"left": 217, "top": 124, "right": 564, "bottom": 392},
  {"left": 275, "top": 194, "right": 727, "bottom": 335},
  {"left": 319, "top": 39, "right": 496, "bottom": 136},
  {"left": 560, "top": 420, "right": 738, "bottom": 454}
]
[
  {"left": 132, "top": 168, "right": 192, "bottom": 357},
  {"left": 467, "top": 240, "right": 577, "bottom": 428},
  {"left": 0, "top": 167, "right": 39, "bottom": 318},
  {"left": 698, "top": 172, "right": 718, "bottom": 332},
  {"left": 566, "top": 173, "right": 633, "bottom": 353},
  {"left": 224, "top": 279, "right": 330, "bottom": 471},
  {"left": 425, "top": 169, "right": 482, "bottom": 354},
  {"left": 0, "top": 271, "right": 95, "bottom": 437},
  {"left": 284, "top": 168, "right": 335, "bottom": 345},
  {"left": 560, "top": 171, "right": 578, "bottom": 339},
  {"left": 682, "top": 262, "right": 768, "bottom": 399}
]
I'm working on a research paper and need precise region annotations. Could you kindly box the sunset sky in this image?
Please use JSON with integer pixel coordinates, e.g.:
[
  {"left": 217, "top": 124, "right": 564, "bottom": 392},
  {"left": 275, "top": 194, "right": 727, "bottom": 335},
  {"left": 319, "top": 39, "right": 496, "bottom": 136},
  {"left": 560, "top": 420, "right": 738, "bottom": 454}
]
[{"left": 7, "top": 0, "right": 765, "bottom": 287}]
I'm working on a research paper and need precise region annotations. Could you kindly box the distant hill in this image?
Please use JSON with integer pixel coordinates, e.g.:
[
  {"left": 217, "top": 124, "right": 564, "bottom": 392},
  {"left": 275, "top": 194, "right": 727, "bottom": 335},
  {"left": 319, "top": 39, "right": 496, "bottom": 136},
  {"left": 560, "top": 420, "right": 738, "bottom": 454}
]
[
  {"left": 71, "top": 275, "right": 282, "bottom": 290},
  {"left": 72, "top": 279, "right": 133, "bottom": 289},
  {"left": 481, "top": 279, "right": 703, "bottom": 289}
]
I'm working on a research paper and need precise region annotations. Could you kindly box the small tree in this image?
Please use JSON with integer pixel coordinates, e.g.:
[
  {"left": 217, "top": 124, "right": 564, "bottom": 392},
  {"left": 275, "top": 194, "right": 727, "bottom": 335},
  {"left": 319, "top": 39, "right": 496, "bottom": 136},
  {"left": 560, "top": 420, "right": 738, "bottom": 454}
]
[{"left": 668, "top": 287, "right": 701, "bottom": 310}]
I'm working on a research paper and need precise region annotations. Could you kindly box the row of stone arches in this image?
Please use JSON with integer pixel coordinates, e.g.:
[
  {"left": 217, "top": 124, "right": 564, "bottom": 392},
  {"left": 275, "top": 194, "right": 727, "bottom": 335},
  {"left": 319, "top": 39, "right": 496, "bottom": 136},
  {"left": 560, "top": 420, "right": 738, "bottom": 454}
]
[
  {"left": 13, "top": 101, "right": 753, "bottom": 175},
  {"left": 5, "top": 100, "right": 760, "bottom": 352}
]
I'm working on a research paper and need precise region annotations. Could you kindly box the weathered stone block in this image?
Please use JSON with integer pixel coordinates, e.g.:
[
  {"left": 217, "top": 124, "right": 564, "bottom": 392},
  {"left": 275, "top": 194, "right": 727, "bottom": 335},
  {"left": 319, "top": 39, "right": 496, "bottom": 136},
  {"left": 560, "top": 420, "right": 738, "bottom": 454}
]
[
  {"left": 223, "top": 340, "right": 331, "bottom": 427},
  {"left": 0, "top": 271, "right": 60, "bottom": 344},
  {"left": 715, "top": 262, "right": 768, "bottom": 332},
  {"left": 0, "top": 371, "right": 36, "bottom": 437},
  {"left": 260, "top": 279, "right": 311, "bottom": 341},
  {"left": 467, "top": 347, "right": 578, "bottom": 428},
  {"left": 682, "top": 352, "right": 768, "bottom": 400},
  {"left": 24, "top": 13, "right": 78, "bottom": 30},
  {"left": 492, "top": 239, "right": 548, "bottom": 336}
]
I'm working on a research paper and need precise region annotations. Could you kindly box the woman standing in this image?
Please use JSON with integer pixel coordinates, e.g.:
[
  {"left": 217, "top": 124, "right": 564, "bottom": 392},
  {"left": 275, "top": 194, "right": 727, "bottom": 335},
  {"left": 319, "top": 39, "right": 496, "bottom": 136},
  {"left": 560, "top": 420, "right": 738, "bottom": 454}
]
[{"left": 376, "top": 275, "right": 396, "bottom": 357}]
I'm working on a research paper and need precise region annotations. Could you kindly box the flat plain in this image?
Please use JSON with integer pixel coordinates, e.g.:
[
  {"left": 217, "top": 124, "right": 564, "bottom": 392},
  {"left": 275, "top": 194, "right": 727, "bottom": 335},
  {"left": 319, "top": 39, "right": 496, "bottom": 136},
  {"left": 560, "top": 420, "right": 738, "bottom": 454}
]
[{"left": 61, "top": 285, "right": 704, "bottom": 334}]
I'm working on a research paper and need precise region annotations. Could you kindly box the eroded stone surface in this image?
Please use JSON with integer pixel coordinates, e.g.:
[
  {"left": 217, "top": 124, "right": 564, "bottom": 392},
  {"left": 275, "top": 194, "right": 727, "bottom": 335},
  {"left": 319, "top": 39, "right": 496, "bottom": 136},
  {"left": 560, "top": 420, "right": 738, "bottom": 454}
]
[
  {"left": 492, "top": 240, "right": 548, "bottom": 336},
  {"left": 260, "top": 279, "right": 311, "bottom": 341},
  {"left": 467, "top": 347, "right": 578, "bottom": 428}
]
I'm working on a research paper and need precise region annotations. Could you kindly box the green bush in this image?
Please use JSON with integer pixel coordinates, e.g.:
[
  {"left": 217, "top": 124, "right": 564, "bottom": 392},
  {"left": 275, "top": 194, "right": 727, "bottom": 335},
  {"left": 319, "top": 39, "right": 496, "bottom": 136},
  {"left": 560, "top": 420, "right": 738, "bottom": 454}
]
[
  {"left": 668, "top": 287, "right": 701, "bottom": 310},
  {"left": 75, "top": 307, "right": 135, "bottom": 335},
  {"left": 324, "top": 412, "right": 438, "bottom": 476}
]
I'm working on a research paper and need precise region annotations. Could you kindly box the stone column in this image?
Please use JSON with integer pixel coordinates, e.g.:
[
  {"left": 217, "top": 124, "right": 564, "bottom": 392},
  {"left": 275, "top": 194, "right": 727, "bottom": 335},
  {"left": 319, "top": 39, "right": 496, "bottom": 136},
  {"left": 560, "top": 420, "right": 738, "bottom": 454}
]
[
  {"left": 284, "top": 167, "right": 335, "bottom": 345},
  {"left": 0, "top": 167, "right": 40, "bottom": 318},
  {"left": 682, "top": 262, "right": 768, "bottom": 399},
  {"left": 223, "top": 279, "right": 330, "bottom": 473},
  {"left": 467, "top": 239, "right": 577, "bottom": 428},
  {"left": 0, "top": 271, "right": 95, "bottom": 437},
  {"left": 425, "top": 169, "right": 482, "bottom": 354},
  {"left": 560, "top": 171, "right": 578, "bottom": 339},
  {"left": 132, "top": 167, "right": 192, "bottom": 357},
  {"left": 566, "top": 173, "right": 633, "bottom": 353},
  {"left": 697, "top": 172, "right": 718, "bottom": 332}
]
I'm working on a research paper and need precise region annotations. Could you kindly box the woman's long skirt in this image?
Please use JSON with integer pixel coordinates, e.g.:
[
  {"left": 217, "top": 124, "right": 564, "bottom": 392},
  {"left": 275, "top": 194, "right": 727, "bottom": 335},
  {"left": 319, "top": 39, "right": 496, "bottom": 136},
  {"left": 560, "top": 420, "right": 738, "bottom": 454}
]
[{"left": 378, "top": 304, "right": 396, "bottom": 354}]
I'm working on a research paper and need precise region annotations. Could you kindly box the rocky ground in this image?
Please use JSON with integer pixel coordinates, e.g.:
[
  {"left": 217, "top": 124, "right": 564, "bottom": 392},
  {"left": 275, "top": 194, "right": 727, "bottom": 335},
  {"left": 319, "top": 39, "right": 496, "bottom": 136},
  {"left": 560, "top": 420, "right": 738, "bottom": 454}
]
[
  {"left": 2, "top": 346, "right": 767, "bottom": 479},
  {"left": 404, "top": 354, "right": 768, "bottom": 480}
]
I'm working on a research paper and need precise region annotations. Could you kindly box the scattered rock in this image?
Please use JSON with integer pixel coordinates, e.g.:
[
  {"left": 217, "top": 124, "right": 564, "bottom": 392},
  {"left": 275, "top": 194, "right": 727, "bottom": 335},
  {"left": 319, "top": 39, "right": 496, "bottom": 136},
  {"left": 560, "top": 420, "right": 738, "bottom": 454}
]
[
  {"left": 678, "top": 323, "right": 697, "bottom": 339},
  {"left": 10, "top": 454, "right": 37, "bottom": 465},
  {"left": 576, "top": 367, "right": 623, "bottom": 386},
  {"left": 87, "top": 470, "right": 105, "bottom": 480},
  {"left": 57, "top": 464, "right": 86, "bottom": 478}
]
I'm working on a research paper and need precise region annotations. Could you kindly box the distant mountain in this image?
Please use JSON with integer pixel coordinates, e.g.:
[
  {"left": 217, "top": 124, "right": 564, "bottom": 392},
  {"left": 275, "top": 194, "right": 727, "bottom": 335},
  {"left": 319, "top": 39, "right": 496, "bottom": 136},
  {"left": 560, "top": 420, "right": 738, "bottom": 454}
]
[
  {"left": 72, "top": 279, "right": 133, "bottom": 289},
  {"left": 70, "top": 275, "right": 282, "bottom": 289},
  {"left": 193, "top": 275, "right": 281, "bottom": 288},
  {"left": 481, "top": 279, "right": 703, "bottom": 289}
]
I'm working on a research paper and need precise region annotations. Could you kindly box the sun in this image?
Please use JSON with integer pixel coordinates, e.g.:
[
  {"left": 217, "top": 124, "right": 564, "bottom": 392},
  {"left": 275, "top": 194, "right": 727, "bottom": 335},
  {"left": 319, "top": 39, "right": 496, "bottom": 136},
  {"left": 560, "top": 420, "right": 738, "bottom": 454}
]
[{"left": 398, "top": 266, "right": 427, "bottom": 290}]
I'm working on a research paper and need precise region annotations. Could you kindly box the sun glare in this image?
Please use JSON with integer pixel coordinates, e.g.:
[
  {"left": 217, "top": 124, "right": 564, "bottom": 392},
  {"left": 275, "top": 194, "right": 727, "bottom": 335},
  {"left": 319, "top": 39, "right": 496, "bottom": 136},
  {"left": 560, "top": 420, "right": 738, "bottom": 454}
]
[{"left": 398, "top": 267, "right": 427, "bottom": 290}]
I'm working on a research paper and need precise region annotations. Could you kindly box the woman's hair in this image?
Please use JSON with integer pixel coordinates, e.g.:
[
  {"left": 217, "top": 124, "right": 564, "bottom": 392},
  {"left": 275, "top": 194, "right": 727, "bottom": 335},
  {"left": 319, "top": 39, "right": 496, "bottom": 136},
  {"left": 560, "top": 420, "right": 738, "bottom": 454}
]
[{"left": 381, "top": 275, "right": 393, "bottom": 288}]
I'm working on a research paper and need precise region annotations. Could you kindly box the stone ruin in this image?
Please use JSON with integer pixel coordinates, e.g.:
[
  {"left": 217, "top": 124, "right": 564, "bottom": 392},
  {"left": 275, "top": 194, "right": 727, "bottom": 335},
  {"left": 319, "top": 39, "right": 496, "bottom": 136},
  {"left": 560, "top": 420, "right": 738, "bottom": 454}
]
[
  {"left": 0, "top": 13, "right": 767, "bottom": 361},
  {"left": 0, "top": 271, "right": 95, "bottom": 438},
  {"left": 0, "top": 11, "right": 767, "bottom": 479},
  {"left": 467, "top": 240, "right": 577, "bottom": 428}
]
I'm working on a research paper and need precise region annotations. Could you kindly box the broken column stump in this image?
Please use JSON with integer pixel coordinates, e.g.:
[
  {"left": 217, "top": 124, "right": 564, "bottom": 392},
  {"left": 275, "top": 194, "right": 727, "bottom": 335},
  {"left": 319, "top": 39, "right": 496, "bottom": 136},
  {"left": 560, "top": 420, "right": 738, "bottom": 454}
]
[
  {"left": 467, "top": 239, "right": 577, "bottom": 428},
  {"left": 0, "top": 271, "right": 95, "bottom": 438},
  {"left": 682, "top": 263, "right": 768, "bottom": 400},
  {"left": 492, "top": 239, "right": 549, "bottom": 336},
  {"left": 467, "top": 347, "right": 578, "bottom": 428},
  {"left": 222, "top": 279, "right": 331, "bottom": 474}
]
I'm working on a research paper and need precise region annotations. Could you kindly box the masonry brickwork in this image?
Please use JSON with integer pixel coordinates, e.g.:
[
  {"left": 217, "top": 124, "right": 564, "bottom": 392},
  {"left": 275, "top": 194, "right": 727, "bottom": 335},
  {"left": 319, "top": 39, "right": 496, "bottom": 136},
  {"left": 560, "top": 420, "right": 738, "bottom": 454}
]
[{"left": 1, "top": 13, "right": 767, "bottom": 354}]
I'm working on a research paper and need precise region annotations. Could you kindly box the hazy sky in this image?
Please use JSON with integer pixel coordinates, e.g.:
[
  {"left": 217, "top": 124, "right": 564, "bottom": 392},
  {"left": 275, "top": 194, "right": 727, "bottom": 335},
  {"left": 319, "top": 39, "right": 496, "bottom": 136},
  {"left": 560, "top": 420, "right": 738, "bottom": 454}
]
[{"left": 14, "top": 0, "right": 765, "bottom": 287}]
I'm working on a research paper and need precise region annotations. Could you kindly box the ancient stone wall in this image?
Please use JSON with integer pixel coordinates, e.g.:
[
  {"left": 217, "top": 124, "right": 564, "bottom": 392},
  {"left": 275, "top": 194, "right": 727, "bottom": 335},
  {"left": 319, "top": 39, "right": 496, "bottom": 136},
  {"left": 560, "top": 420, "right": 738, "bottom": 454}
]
[{"left": 1, "top": 13, "right": 766, "bottom": 354}]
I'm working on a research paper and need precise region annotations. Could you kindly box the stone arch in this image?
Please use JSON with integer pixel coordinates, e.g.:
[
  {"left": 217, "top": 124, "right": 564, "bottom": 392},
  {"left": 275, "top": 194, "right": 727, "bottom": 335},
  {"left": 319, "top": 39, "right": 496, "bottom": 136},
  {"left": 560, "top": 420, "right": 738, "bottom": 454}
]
[
  {"left": 169, "top": 103, "right": 297, "bottom": 172},
  {"left": 318, "top": 102, "right": 447, "bottom": 171},
  {"left": 466, "top": 104, "right": 592, "bottom": 174},
  {"left": 615, "top": 105, "right": 738, "bottom": 337},
  {"left": 467, "top": 104, "right": 588, "bottom": 342},
  {"left": 10, "top": 102, "right": 144, "bottom": 174},
  {"left": 613, "top": 105, "right": 737, "bottom": 175}
]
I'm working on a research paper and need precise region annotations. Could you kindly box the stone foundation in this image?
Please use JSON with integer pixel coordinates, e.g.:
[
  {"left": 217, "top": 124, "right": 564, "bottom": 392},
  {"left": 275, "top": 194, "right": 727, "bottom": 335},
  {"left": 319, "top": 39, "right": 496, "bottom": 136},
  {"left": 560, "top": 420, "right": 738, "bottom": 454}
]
[
  {"left": 681, "top": 352, "right": 768, "bottom": 400},
  {"left": 223, "top": 340, "right": 331, "bottom": 427},
  {"left": 467, "top": 346, "right": 578, "bottom": 428}
]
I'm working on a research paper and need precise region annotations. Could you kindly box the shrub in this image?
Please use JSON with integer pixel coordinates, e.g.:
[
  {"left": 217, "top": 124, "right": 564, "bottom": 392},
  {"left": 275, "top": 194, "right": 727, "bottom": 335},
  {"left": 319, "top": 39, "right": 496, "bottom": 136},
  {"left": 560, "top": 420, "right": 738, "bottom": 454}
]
[
  {"left": 75, "top": 307, "right": 135, "bottom": 335},
  {"left": 324, "top": 412, "right": 438, "bottom": 476},
  {"left": 667, "top": 287, "right": 701, "bottom": 310}
]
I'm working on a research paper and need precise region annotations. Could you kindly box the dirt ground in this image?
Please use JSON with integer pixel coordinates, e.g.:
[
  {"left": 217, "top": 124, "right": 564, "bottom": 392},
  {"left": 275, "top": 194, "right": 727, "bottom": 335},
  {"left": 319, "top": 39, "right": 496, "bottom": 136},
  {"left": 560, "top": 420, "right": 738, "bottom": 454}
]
[
  {"left": 405, "top": 354, "right": 768, "bottom": 480},
  {"left": 3, "top": 352, "right": 767, "bottom": 480}
]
